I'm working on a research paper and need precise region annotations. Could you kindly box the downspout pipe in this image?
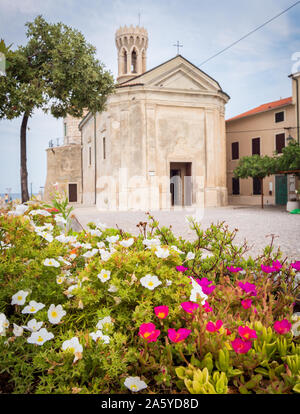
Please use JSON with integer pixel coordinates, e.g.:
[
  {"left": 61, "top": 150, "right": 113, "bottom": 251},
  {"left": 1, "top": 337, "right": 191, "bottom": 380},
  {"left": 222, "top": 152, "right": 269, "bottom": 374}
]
[{"left": 289, "top": 74, "right": 300, "bottom": 144}]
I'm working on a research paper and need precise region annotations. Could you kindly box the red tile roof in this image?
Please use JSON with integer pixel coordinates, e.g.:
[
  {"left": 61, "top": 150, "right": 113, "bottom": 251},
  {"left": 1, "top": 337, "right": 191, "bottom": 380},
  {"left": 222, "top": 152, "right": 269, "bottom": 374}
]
[{"left": 226, "top": 97, "right": 293, "bottom": 122}]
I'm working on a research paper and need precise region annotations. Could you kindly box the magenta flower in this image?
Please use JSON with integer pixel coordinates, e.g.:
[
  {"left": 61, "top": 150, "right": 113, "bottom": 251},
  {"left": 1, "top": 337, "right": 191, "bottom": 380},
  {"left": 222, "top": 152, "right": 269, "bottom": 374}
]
[
  {"left": 238, "top": 282, "right": 257, "bottom": 297},
  {"left": 241, "top": 299, "right": 252, "bottom": 309},
  {"left": 176, "top": 266, "right": 188, "bottom": 272},
  {"left": 261, "top": 264, "right": 275, "bottom": 273},
  {"left": 227, "top": 266, "right": 243, "bottom": 273},
  {"left": 202, "top": 301, "right": 213, "bottom": 313},
  {"left": 181, "top": 301, "right": 199, "bottom": 314},
  {"left": 238, "top": 326, "right": 257, "bottom": 341},
  {"left": 139, "top": 323, "right": 160, "bottom": 343},
  {"left": 168, "top": 328, "right": 191, "bottom": 343},
  {"left": 273, "top": 319, "right": 292, "bottom": 335},
  {"left": 291, "top": 261, "right": 300, "bottom": 272},
  {"left": 231, "top": 338, "right": 252, "bottom": 354},
  {"left": 195, "top": 278, "right": 216, "bottom": 295},
  {"left": 206, "top": 320, "right": 223, "bottom": 333},
  {"left": 154, "top": 306, "right": 169, "bottom": 319},
  {"left": 272, "top": 260, "right": 282, "bottom": 271}
]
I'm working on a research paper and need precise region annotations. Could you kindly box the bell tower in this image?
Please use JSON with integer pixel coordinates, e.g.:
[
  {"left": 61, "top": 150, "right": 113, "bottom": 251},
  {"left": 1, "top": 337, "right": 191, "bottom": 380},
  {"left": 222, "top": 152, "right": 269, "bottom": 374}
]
[{"left": 115, "top": 25, "right": 148, "bottom": 84}]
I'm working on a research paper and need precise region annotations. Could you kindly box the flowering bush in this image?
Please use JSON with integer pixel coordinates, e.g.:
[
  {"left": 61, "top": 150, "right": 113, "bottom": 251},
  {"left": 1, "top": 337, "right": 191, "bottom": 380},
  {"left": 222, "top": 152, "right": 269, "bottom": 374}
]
[{"left": 0, "top": 202, "right": 299, "bottom": 394}]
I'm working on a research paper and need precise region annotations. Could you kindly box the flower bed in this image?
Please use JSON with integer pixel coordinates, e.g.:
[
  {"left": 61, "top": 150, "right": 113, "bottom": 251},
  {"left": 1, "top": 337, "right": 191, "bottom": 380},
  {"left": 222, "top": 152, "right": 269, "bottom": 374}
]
[{"left": 0, "top": 202, "right": 299, "bottom": 394}]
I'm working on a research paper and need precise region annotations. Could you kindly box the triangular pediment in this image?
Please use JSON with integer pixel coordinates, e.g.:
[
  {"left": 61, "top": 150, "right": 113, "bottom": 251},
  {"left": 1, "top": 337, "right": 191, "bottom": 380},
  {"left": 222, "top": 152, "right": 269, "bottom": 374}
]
[{"left": 119, "top": 55, "right": 226, "bottom": 95}]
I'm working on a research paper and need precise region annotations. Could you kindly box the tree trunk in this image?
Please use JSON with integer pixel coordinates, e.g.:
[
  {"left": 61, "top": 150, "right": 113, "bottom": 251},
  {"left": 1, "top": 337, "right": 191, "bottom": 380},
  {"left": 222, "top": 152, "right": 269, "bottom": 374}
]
[
  {"left": 260, "top": 177, "right": 264, "bottom": 209},
  {"left": 20, "top": 113, "right": 29, "bottom": 203}
]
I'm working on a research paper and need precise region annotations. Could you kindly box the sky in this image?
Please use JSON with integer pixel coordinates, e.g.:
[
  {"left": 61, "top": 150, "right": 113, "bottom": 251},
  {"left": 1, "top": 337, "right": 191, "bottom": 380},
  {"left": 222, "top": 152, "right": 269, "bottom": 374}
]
[{"left": 0, "top": 0, "right": 300, "bottom": 194}]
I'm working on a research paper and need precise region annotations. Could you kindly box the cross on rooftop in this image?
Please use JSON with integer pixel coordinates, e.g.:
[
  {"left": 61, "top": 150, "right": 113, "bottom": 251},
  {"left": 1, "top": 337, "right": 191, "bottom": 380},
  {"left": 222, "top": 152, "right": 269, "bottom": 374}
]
[{"left": 173, "top": 41, "right": 183, "bottom": 55}]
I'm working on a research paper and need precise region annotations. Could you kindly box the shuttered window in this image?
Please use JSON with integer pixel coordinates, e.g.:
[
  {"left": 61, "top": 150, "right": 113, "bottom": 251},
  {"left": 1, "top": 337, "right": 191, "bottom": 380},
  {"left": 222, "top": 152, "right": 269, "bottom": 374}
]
[
  {"left": 275, "top": 111, "right": 284, "bottom": 123},
  {"left": 252, "top": 137, "right": 260, "bottom": 155},
  {"left": 253, "top": 177, "right": 261, "bottom": 195},
  {"left": 232, "top": 177, "right": 240, "bottom": 195},
  {"left": 232, "top": 142, "right": 239, "bottom": 160},
  {"left": 275, "top": 133, "right": 285, "bottom": 154}
]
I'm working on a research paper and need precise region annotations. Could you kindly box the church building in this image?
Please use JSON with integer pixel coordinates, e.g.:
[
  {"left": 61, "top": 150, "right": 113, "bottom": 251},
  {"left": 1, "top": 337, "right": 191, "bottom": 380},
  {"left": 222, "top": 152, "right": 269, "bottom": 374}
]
[{"left": 44, "top": 25, "right": 230, "bottom": 210}]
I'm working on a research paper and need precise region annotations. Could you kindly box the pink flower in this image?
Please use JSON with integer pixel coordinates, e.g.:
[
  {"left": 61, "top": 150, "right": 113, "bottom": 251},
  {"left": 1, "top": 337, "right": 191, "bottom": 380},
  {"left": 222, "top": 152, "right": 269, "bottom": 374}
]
[
  {"left": 231, "top": 338, "right": 252, "bottom": 354},
  {"left": 176, "top": 266, "right": 188, "bottom": 272},
  {"left": 272, "top": 260, "right": 282, "bottom": 271},
  {"left": 206, "top": 320, "right": 223, "bottom": 333},
  {"left": 227, "top": 266, "right": 243, "bottom": 273},
  {"left": 238, "top": 282, "right": 257, "bottom": 297},
  {"left": 195, "top": 278, "right": 216, "bottom": 295},
  {"left": 261, "top": 264, "right": 275, "bottom": 273},
  {"left": 241, "top": 299, "right": 252, "bottom": 309},
  {"left": 202, "top": 301, "right": 213, "bottom": 313},
  {"left": 291, "top": 261, "right": 300, "bottom": 272},
  {"left": 139, "top": 323, "right": 160, "bottom": 343},
  {"left": 181, "top": 302, "right": 199, "bottom": 314},
  {"left": 168, "top": 328, "right": 191, "bottom": 343},
  {"left": 273, "top": 319, "right": 292, "bottom": 335},
  {"left": 226, "top": 328, "right": 232, "bottom": 336},
  {"left": 238, "top": 326, "right": 257, "bottom": 341},
  {"left": 154, "top": 306, "right": 169, "bottom": 319}
]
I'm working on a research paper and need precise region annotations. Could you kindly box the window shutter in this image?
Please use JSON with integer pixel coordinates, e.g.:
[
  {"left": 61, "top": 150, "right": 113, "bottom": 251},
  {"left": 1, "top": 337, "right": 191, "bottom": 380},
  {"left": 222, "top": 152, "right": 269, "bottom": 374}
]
[
  {"left": 232, "top": 142, "right": 239, "bottom": 160},
  {"left": 232, "top": 177, "right": 240, "bottom": 195},
  {"left": 252, "top": 138, "right": 260, "bottom": 155},
  {"left": 275, "top": 133, "right": 285, "bottom": 153}
]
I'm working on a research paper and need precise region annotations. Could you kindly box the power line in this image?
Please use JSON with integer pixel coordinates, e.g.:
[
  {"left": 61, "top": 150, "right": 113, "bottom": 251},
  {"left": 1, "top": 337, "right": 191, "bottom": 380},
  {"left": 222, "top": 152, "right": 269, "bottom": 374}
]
[
  {"left": 226, "top": 126, "right": 298, "bottom": 133},
  {"left": 199, "top": 1, "right": 300, "bottom": 67}
]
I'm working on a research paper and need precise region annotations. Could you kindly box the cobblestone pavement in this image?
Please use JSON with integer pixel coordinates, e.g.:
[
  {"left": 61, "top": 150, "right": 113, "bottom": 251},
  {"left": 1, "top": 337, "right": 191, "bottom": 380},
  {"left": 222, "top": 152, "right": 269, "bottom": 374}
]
[{"left": 73, "top": 205, "right": 300, "bottom": 260}]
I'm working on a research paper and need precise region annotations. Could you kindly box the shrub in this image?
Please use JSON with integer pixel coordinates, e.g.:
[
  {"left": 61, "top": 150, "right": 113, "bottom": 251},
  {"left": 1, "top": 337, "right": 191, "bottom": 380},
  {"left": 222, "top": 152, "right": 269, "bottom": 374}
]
[{"left": 0, "top": 202, "right": 299, "bottom": 394}]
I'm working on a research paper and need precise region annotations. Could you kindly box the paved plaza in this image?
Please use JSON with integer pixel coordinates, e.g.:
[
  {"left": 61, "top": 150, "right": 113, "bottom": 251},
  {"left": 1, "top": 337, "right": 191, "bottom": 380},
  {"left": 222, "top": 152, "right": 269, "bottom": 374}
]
[{"left": 73, "top": 205, "right": 300, "bottom": 260}]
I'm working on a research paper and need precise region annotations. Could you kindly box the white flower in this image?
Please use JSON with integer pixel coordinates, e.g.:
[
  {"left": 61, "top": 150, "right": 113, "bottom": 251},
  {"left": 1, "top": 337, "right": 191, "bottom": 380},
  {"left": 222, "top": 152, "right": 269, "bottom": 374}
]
[
  {"left": 71, "top": 242, "right": 82, "bottom": 248},
  {"left": 166, "top": 279, "right": 173, "bottom": 286},
  {"left": 27, "top": 328, "right": 54, "bottom": 345},
  {"left": 56, "top": 275, "right": 66, "bottom": 285},
  {"left": 97, "top": 241, "right": 105, "bottom": 249},
  {"left": 140, "top": 274, "right": 162, "bottom": 290},
  {"left": 88, "top": 229, "right": 102, "bottom": 237},
  {"left": 171, "top": 245, "right": 184, "bottom": 254},
  {"left": 57, "top": 256, "right": 71, "bottom": 266},
  {"left": 124, "top": 377, "right": 147, "bottom": 392},
  {"left": 29, "top": 209, "right": 51, "bottom": 217},
  {"left": 7, "top": 204, "right": 28, "bottom": 216},
  {"left": 40, "top": 223, "right": 54, "bottom": 232},
  {"left": 109, "top": 244, "right": 117, "bottom": 254},
  {"left": 11, "top": 290, "right": 29, "bottom": 306},
  {"left": 189, "top": 278, "right": 208, "bottom": 304},
  {"left": 61, "top": 337, "right": 83, "bottom": 353},
  {"left": 48, "top": 304, "right": 66, "bottom": 324},
  {"left": 43, "top": 258, "right": 60, "bottom": 267},
  {"left": 22, "top": 300, "right": 45, "bottom": 314},
  {"left": 82, "top": 248, "right": 98, "bottom": 258},
  {"left": 143, "top": 238, "right": 161, "bottom": 249},
  {"left": 98, "top": 269, "right": 111, "bottom": 283},
  {"left": 95, "top": 221, "right": 107, "bottom": 231},
  {"left": 55, "top": 234, "right": 70, "bottom": 243},
  {"left": 291, "top": 312, "right": 300, "bottom": 337},
  {"left": 13, "top": 323, "right": 23, "bottom": 337},
  {"left": 37, "top": 231, "right": 53, "bottom": 243},
  {"left": 108, "top": 284, "right": 118, "bottom": 293},
  {"left": 69, "top": 253, "right": 77, "bottom": 260},
  {"left": 120, "top": 238, "right": 134, "bottom": 248},
  {"left": 106, "top": 235, "right": 119, "bottom": 244},
  {"left": 89, "top": 330, "right": 110, "bottom": 344},
  {"left": 82, "top": 243, "right": 92, "bottom": 250},
  {"left": 0, "top": 241, "right": 12, "bottom": 249},
  {"left": 0, "top": 313, "right": 9, "bottom": 335},
  {"left": 23, "top": 319, "right": 43, "bottom": 332},
  {"left": 186, "top": 251, "right": 195, "bottom": 261},
  {"left": 155, "top": 247, "right": 170, "bottom": 259},
  {"left": 99, "top": 249, "right": 112, "bottom": 262},
  {"left": 65, "top": 284, "right": 80, "bottom": 298},
  {"left": 96, "top": 316, "right": 113, "bottom": 331},
  {"left": 54, "top": 215, "right": 67, "bottom": 224}
]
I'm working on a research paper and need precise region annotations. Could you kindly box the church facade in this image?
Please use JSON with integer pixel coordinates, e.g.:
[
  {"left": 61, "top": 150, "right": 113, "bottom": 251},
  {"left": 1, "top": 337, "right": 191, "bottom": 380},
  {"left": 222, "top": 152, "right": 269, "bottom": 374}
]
[{"left": 44, "top": 25, "right": 230, "bottom": 210}]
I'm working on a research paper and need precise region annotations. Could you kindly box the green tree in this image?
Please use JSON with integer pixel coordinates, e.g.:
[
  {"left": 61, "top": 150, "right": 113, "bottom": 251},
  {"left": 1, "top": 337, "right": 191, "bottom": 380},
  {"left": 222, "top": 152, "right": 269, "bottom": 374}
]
[
  {"left": 275, "top": 140, "right": 300, "bottom": 172},
  {"left": 234, "top": 155, "right": 276, "bottom": 209},
  {"left": 0, "top": 16, "right": 115, "bottom": 202}
]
